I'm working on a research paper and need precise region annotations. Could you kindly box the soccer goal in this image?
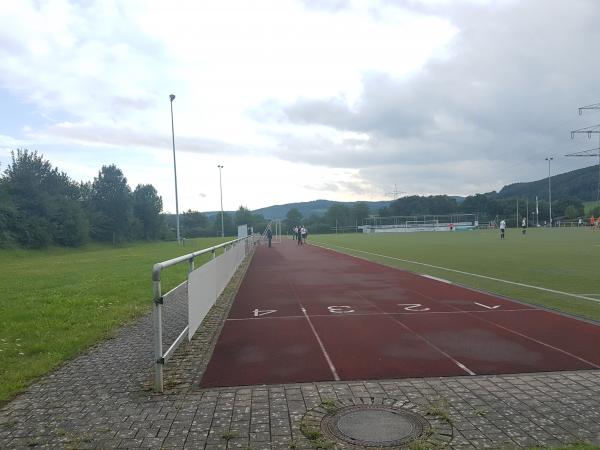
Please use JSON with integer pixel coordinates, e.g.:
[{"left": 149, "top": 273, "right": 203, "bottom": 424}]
[
  {"left": 271, "top": 219, "right": 282, "bottom": 243},
  {"left": 361, "top": 214, "right": 479, "bottom": 233}
]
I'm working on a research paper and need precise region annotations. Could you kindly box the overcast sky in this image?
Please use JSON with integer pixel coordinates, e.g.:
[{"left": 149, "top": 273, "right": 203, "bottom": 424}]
[{"left": 1, "top": 0, "right": 599, "bottom": 213}]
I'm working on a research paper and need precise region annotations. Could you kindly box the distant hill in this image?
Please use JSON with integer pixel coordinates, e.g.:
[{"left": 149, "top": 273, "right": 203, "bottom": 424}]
[
  {"left": 253, "top": 199, "right": 389, "bottom": 220},
  {"left": 497, "top": 164, "right": 599, "bottom": 200},
  {"left": 197, "top": 164, "right": 597, "bottom": 220}
]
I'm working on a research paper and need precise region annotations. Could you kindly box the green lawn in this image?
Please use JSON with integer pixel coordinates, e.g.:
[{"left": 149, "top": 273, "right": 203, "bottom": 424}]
[
  {"left": 311, "top": 227, "right": 600, "bottom": 321},
  {"left": 0, "top": 237, "right": 228, "bottom": 404}
]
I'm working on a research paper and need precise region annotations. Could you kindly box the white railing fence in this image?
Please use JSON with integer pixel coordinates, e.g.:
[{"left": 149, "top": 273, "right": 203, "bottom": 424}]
[{"left": 151, "top": 235, "right": 258, "bottom": 392}]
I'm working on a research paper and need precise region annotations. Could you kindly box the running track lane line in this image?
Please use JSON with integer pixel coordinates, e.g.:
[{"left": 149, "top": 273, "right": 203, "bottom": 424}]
[
  {"left": 353, "top": 291, "right": 477, "bottom": 376},
  {"left": 289, "top": 282, "right": 341, "bottom": 381},
  {"left": 226, "top": 308, "right": 535, "bottom": 321},
  {"left": 312, "top": 242, "right": 600, "bottom": 304},
  {"left": 407, "top": 288, "right": 600, "bottom": 369}
]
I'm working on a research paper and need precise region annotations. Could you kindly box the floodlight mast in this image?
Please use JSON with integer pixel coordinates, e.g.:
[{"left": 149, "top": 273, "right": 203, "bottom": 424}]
[
  {"left": 545, "top": 157, "right": 554, "bottom": 225},
  {"left": 169, "top": 94, "right": 181, "bottom": 244},
  {"left": 217, "top": 165, "right": 224, "bottom": 238}
]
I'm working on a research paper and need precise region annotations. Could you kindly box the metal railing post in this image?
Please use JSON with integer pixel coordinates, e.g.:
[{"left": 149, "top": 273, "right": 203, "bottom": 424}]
[{"left": 152, "top": 272, "right": 163, "bottom": 392}]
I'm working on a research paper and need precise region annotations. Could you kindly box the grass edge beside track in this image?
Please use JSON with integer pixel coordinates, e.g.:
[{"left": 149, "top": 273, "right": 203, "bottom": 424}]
[{"left": 0, "top": 237, "right": 230, "bottom": 405}]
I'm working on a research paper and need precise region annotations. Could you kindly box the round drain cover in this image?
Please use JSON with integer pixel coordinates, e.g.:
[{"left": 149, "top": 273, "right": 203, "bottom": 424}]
[{"left": 323, "top": 405, "right": 427, "bottom": 447}]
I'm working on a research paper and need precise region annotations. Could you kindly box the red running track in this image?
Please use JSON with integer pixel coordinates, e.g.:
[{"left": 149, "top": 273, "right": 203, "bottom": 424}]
[{"left": 200, "top": 239, "right": 600, "bottom": 388}]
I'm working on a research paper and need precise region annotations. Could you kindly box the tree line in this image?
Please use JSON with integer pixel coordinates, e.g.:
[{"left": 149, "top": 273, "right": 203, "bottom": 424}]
[
  {"left": 281, "top": 193, "right": 588, "bottom": 233},
  {"left": 0, "top": 150, "right": 271, "bottom": 249},
  {"left": 1, "top": 149, "right": 593, "bottom": 249},
  {"left": 0, "top": 150, "right": 166, "bottom": 248}
]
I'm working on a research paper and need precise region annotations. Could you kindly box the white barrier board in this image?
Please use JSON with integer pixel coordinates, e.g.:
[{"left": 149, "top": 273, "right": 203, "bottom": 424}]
[
  {"left": 187, "top": 241, "right": 248, "bottom": 340},
  {"left": 187, "top": 257, "right": 217, "bottom": 340}
]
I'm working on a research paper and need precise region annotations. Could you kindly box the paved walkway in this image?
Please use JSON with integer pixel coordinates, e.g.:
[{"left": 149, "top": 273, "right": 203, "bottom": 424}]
[{"left": 1, "top": 247, "right": 600, "bottom": 449}]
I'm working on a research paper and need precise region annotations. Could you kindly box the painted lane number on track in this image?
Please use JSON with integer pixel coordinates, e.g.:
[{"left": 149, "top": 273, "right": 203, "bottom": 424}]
[
  {"left": 253, "top": 309, "right": 277, "bottom": 317},
  {"left": 398, "top": 303, "right": 430, "bottom": 312},
  {"left": 328, "top": 306, "right": 355, "bottom": 314},
  {"left": 474, "top": 302, "right": 501, "bottom": 310}
]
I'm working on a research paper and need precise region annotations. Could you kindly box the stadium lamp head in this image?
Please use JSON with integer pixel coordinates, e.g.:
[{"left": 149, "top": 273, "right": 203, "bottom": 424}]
[{"left": 169, "top": 94, "right": 176, "bottom": 102}]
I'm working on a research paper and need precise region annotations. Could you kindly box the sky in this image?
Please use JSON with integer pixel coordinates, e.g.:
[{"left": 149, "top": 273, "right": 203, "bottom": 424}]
[{"left": 1, "top": 0, "right": 600, "bottom": 213}]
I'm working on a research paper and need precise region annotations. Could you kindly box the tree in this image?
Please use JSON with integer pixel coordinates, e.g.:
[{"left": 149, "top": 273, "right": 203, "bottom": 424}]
[
  {"left": 2, "top": 149, "right": 87, "bottom": 248},
  {"left": 235, "top": 206, "right": 253, "bottom": 226},
  {"left": 0, "top": 178, "right": 17, "bottom": 246},
  {"left": 351, "top": 202, "right": 370, "bottom": 226},
  {"left": 213, "top": 212, "right": 235, "bottom": 236},
  {"left": 181, "top": 210, "right": 209, "bottom": 237},
  {"left": 132, "top": 184, "right": 163, "bottom": 240},
  {"left": 325, "top": 204, "right": 351, "bottom": 229},
  {"left": 564, "top": 205, "right": 578, "bottom": 219},
  {"left": 285, "top": 208, "right": 303, "bottom": 224},
  {"left": 89, "top": 165, "right": 132, "bottom": 244}
]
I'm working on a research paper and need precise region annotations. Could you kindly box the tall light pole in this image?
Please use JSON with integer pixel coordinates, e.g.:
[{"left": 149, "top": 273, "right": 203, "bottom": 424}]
[
  {"left": 169, "top": 94, "right": 181, "bottom": 243},
  {"left": 217, "top": 164, "right": 224, "bottom": 237},
  {"left": 545, "top": 156, "right": 553, "bottom": 226}
]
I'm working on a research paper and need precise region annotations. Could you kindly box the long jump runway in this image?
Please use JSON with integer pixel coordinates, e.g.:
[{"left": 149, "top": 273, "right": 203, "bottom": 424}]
[{"left": 200, "top": 240, "right": 600, "bottom": 388}]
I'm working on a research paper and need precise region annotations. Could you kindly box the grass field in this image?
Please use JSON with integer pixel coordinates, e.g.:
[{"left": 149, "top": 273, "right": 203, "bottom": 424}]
[
  {"left": 311, "top": 227, "right": 600, "bottom": 322},
  {"left": 0, "top": 237, "right": 228, "bottom": 404},
  {"left": 2, "top": 228, "right": 600, "bottom": 406}
]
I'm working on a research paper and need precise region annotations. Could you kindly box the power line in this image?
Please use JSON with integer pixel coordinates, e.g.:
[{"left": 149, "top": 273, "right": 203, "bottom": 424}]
[{"left": 385, "top": 184, "right": 406, "bottom": 201}]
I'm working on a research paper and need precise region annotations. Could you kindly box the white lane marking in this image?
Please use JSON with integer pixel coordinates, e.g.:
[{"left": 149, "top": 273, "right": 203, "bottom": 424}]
[
  {"left": 312, "top": 242, "right": 600, "bottom": 304},
  {"left": 354, "top": 292, "right": 476, "bottom": 376},
  {"left": 253, "top": 309, "right": 277, "bottom": 317},
  {"left": 226, "top": 308, "right": 536, "bottom": 321},
  {"left": 290, "top": 285, "right": 340, "bottom": 381},
  {"left": 328, "top": 305, "right": 355, "bottom": 313},
  {"left": 421, "top": 274, "right": 452, "bottom": 284},
  {"left": 474, "top": 302, "right": 501, "bottom": 310},
  {"left": 300, "top": 305, "right": 341, "bottom": 381}
]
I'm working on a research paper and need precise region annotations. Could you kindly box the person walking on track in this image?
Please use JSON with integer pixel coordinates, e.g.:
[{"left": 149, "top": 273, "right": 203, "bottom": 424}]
[
  {"left": 266, "top": 226, "right": 273, "bottom": 247},
  {"left": 297, "top": 225, "right": 303, "bottom": 245}
]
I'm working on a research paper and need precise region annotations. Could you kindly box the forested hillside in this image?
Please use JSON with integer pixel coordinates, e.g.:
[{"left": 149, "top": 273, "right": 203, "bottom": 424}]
[{"left": 498, "top": 164, "right": 599, "bottom": 201}]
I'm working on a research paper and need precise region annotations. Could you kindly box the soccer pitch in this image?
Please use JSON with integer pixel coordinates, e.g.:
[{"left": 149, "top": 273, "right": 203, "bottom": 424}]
[{"left": 311, "top": 227, "right": 600, "bottom": 322}]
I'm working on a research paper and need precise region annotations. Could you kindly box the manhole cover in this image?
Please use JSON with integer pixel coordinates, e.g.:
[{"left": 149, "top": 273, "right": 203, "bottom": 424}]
[{"left": 322, "top": 405, "right": 428, "bottom": 447}]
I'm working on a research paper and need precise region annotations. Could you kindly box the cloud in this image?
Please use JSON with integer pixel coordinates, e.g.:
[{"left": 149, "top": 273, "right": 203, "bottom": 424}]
[
  {"left": 31, "top": 122, "right": 245, "bottom": 156},
  {"left": 263, "top": 0, "right": 600, "bottom": 193},
  {"left": 1, "top": 0, "right": 599, "bottom": 210}
]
